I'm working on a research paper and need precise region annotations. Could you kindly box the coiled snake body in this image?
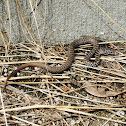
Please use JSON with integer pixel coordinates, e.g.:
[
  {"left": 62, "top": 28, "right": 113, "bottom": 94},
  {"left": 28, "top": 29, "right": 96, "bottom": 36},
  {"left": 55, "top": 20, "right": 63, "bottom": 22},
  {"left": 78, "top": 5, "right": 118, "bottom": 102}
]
[{"left": 3, "top": 36, "right": 114, "bottom": 91}]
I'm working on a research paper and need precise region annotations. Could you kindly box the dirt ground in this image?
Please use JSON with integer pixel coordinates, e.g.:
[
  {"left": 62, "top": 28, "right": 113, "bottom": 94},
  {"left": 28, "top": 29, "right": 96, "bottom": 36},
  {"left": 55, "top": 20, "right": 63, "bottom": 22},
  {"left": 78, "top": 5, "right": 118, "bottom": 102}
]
[{"left": 0, "top": 39, "right": 126, "bottom": 125}]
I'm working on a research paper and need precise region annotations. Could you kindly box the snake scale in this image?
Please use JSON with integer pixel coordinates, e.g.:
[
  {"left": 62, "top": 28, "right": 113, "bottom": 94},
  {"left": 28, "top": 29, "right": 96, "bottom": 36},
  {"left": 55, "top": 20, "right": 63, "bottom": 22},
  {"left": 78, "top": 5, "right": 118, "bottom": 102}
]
[{"left": 3, "top": 36, "right": 114, "bottom": 91}]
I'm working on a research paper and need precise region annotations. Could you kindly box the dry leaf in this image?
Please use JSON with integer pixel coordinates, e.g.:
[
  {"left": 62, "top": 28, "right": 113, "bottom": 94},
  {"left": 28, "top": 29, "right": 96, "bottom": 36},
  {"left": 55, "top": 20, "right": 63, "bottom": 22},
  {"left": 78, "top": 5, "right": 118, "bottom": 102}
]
[
  {"left": 51, "top": 113, "right": 61, "bottom": 119},
  {"left": 84, "top": 82, "right": 126, "bottom": 97},
  {"left": 62, "top": 86, "right": 71, "bottom": 92},
  {"left": 116, "top": 63, "right": 121, "bottom": 70}
]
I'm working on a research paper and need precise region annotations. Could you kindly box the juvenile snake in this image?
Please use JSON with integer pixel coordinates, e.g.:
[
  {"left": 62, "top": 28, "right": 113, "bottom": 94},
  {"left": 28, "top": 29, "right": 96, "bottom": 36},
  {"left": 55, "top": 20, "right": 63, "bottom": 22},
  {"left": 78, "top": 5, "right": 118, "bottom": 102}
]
[{"left": 3, "top": 36, "right": 114, "bottom": 91}]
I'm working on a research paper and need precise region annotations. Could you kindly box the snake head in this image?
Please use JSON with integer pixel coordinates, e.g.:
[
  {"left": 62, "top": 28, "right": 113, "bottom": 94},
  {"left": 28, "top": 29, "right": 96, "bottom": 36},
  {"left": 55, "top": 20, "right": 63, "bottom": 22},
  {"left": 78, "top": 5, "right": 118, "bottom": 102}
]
[{"left": 99, "top": 47, "right": 115, "bottom": 55}]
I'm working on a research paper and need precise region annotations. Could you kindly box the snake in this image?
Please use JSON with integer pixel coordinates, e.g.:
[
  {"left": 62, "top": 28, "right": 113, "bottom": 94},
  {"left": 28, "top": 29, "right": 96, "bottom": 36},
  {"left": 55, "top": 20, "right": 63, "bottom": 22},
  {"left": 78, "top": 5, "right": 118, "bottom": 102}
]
[{"left": 3, "top": 36, "right": 114, "bottom": 91}]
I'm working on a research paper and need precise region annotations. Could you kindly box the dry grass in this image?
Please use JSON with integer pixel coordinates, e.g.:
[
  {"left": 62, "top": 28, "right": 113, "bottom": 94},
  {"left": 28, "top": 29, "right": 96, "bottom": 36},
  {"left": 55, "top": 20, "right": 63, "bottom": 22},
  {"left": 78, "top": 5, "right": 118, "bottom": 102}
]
[{"left": 0, "top": 40, "right": 126, "bottom": 125}]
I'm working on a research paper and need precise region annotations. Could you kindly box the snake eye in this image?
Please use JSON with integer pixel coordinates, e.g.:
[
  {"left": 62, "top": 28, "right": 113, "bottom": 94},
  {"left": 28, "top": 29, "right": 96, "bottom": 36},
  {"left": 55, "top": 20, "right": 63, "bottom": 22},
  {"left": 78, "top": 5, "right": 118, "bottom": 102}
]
[{"left": 108, "top": 49, "right": 114, "bottom": 54}]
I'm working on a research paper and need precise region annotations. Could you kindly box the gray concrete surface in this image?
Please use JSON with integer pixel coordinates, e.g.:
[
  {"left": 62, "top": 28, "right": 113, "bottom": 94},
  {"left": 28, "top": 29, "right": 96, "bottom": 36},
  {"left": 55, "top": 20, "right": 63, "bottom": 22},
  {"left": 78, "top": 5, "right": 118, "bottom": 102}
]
[{"left": 0, "top": 0, "right": 126, "bottom": 45}]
